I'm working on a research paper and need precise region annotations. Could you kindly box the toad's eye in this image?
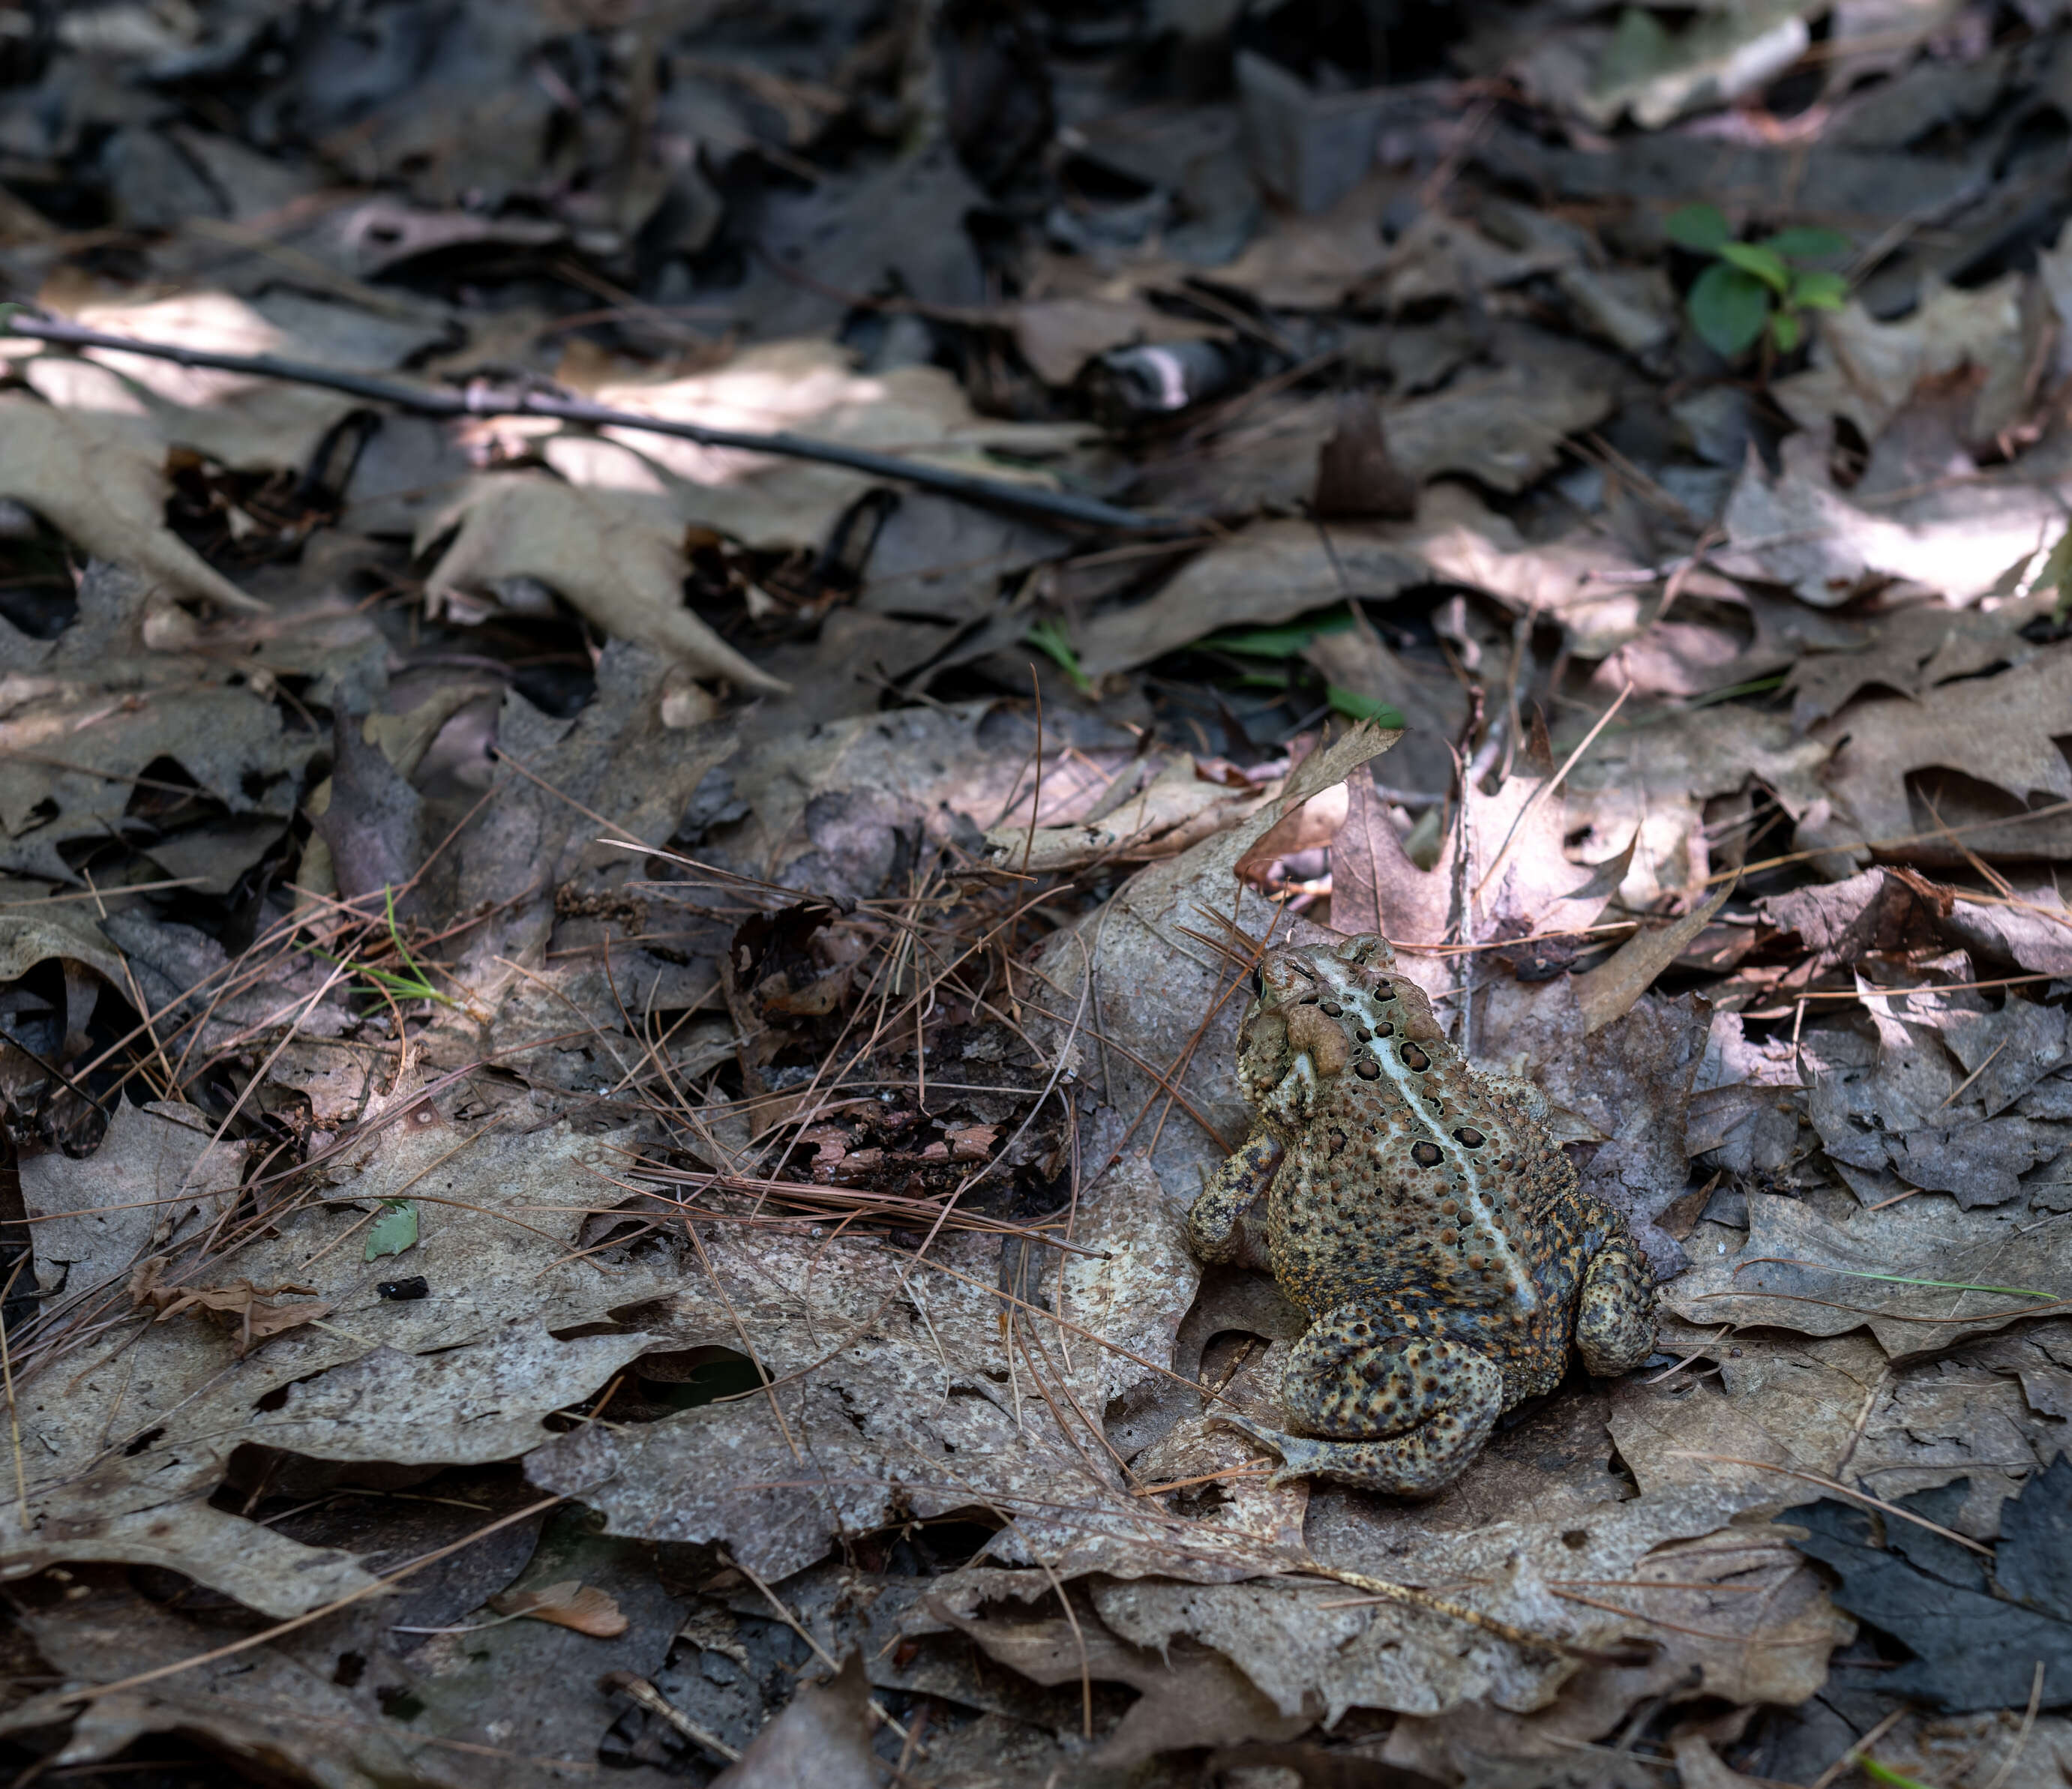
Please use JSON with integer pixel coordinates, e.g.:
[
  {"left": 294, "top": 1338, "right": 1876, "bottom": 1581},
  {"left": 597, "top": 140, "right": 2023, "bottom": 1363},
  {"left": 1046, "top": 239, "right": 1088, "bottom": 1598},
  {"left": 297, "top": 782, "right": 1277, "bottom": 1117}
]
[{"left": 1249, "top": 965, "right": 1265, "bottom": 999}]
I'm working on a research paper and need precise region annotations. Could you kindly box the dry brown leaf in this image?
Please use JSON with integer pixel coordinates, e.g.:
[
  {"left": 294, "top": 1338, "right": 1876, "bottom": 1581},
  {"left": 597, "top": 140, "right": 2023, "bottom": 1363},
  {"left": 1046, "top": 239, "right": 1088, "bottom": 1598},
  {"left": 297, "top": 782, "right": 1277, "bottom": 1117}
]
[
  {"left": 1303, "top": 614, "right": 1465, "bottom": 793},
  {"left": 127, "top": 1257, "right": 331, "bottom": 1357},
  {"left": 1312, "top": 391, "right": 1418, "bottom": 520},
  {"left": 1664, "top": 1190, "right": 2068, "bottom": 1356},
  {"left": 0, "top": 394, "right": 264, "bottom": 613},
  {"left": 1720, "top": 431, "right": 2067, "bottom": 607},
  {"left": 1330, "top": 760, "right": 1633, "bottom": 963},
  {"left": 0, "top": 588, "right": 319, "bottom": 882},
  {"left": 1003, "top": 295, "right": 1222, "bottom": 386},
  {"left": 1780, "top": 597, "right": 2045, "bottom": 731},
  {"left": 937, "top": 1597, "right": 1307, "bottom": 1767},
  {"left": 489, "top": 1579, "right": 630, "bottom": 1638},
  {"left": 1071, "top": 513, "right": 1435, "bottom": 679},
  {"left": 1365, "top": 211, "right": 1571, "bottom": 310},
  {"left": 1563, "top": 703, "right": 1831, "bottom": 908},
  {"left": 1206, "top": 169, "right": 1401, "bottom": 308},
  {"left": 1575, "top": 880, "right": 1735, "bottom": 1034},
  {"left": 21, "top": 1098, "right": 249, "bottom": 1296},
  {"left": 1797, "top": 638, "right": 2072, "bottom": 870},
  {"left": 980, "top": 754, "right": 1277, "bottom": 873},
  {"left": 709, "top": 1651, "right": 877, "bottom": 1789},
  {"left": 417, "top": 472, "right": 787, "bottom": 691},
  {"left": 30, "top": 285, "right": 445, "bottom": 470},
  {"left": 5, "top": 1091, "right": 682, "bottom": 1618},
  {"left": 571, "top": 337, "right": 1087, "bottom": 549},
  {"left": 1772, "top": 274, "right": 2040, "bottom": 446}
]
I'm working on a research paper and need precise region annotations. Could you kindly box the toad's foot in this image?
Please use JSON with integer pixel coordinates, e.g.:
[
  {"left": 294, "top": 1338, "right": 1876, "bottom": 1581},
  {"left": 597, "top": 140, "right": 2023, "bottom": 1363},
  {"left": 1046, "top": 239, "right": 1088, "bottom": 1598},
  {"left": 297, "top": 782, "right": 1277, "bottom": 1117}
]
[
  {"left": 1213, "top": 1311, "right": 1505, "bottom": 1496},
  {"left": 1209, "top": 1408, "right": 1495, "bottom": 1497}
]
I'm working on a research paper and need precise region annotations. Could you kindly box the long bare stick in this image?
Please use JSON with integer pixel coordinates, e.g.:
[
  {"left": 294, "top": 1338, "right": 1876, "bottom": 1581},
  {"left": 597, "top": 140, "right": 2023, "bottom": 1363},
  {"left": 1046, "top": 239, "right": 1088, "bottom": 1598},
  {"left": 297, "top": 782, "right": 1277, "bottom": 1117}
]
[{"left": 0, "top": 310, "right": 1186, "bottom": 536}]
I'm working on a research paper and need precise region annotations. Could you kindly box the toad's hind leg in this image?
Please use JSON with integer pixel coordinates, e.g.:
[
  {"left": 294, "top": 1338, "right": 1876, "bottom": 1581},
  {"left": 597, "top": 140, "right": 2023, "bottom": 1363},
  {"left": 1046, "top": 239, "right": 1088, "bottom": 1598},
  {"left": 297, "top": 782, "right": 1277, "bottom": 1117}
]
[
  {"left": 1576, "top": 1235, "right": 1655, "bottom": 1376},
  {"left": 1213, "top": 1305, "right": 1503, "bottom": 1496}
]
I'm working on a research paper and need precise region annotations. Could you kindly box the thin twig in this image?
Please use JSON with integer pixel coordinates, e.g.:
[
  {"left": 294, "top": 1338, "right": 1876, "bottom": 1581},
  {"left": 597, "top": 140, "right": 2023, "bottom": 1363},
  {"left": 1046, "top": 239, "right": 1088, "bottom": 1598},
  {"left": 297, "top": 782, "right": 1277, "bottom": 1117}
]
[{"left": 0, "top": 310, "right": 1189, "bottom": 536}]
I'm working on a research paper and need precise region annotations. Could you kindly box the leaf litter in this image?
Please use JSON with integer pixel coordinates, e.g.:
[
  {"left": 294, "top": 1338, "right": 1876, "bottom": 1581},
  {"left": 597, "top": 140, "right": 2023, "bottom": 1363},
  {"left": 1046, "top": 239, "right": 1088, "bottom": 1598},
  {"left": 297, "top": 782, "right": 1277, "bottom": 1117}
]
[{"left": 0, "top": 4, "right": 2067, "bottom": 1788}]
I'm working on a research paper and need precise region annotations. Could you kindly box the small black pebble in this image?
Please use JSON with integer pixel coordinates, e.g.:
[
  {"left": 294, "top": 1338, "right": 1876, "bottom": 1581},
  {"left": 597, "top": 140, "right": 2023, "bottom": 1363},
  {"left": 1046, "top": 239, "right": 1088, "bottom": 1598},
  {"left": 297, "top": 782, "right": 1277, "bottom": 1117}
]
[{"left": 377, "top": 1276, "right": 430, "bottom": 1301}]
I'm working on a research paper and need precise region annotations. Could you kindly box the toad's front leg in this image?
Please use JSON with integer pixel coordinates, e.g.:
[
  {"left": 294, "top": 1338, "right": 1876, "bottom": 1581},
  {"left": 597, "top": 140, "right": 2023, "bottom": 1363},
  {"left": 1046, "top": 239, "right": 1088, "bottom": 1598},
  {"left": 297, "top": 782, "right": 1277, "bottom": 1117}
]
[
  {"left": 1213, "top": 1303, "right": 1504, "bottom": 1495},
  {"left": 1186, "top": 1131, "right": 1283, "bottom": 1266}
]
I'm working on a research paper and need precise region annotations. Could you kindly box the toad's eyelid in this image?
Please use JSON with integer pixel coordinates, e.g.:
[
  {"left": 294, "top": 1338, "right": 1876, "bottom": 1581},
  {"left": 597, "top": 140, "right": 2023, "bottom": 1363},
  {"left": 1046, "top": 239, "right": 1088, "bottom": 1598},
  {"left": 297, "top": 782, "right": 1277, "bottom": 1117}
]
[{"left": 1288, "top": 961, "right": 1316, "bottom": 982}]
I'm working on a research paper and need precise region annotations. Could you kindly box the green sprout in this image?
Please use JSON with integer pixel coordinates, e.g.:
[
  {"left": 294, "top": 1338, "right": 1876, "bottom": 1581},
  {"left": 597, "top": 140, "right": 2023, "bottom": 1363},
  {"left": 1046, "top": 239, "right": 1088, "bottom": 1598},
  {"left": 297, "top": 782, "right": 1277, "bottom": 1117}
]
[
  {"left": 1196, "top": 610, "right": 1405, "bottom": 728},
  {"left": 1666, "top": 204, "right": 1849, "bottom": 359},
  {"left": 316, "top": 886, "right": 456, "bottom": 1008},
  {"left": 1024, "top": 619, "right": 1096, "bottom": 697}
]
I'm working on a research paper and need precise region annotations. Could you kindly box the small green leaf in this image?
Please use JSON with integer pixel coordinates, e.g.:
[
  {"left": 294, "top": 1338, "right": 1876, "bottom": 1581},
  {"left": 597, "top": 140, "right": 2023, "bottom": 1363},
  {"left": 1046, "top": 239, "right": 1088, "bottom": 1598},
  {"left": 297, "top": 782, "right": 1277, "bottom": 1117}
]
[
  {"left": 1761, "top": 225, "right": 1849, "bottom": 260},
  {"left": 366, "top": 1200, "right": 419, "bottom": 1262},
  {"left": 1770, "top": 309, "right": 1803, "bottom": 353},
  {"left": 1663, "top": 202, "right": 1732, "bottom": 253},
  {"left": 1326, "top": 686, "right": 1405, "bottom": 727},
  {"left": 1197, "top": 610, "right": 1355, "bottom": 658},
  {"left": 1717, "top": 240, "right": 1791, "bottom": 293},
  {"left": 1024, "top": 619, "right": 1095, "bottom": 696},
  {"left": 1687, "top": 262, "right": 1771, "bottom": 358},
  {"left": 1787, "top": 268, "right": 1849, "bottom": 312}
]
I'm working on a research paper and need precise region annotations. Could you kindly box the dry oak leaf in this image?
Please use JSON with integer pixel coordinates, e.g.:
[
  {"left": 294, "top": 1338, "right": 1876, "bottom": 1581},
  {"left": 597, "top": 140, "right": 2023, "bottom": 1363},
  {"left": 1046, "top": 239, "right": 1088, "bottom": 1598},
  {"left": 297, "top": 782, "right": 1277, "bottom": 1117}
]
[
  {"left": 1663, "top": 1190, "right": 2069, "bottom": 1357},
  {"left": 489, "top": 1579, "right": 630, "bottom": 1638},
  {"left": 1772, "top": 273, "right": 2038, "bottom": 447},
  {"left": 127, "top": 1257, "right": 329, "bottom": 1358},
  {"left": 28, "top": 285, "right": 445, "bottom": 471},
  {"left": 0, "top": 394, "right": 262, "bottom": 613},
  {"left": 1796, "top": 640, "right": 2072, "bottom": 870},
  {"left": 981, "top": 752, "right": 1277, "bottom": 872},
  {"left": 566, "top": 336, "right": 1088, "bottom": 552},
  {"left": 1720, "top": 431, "right": 2066, "bottom": 608},
  {"left": 417, "top": 472, "right": 786, "bottom": 691}
]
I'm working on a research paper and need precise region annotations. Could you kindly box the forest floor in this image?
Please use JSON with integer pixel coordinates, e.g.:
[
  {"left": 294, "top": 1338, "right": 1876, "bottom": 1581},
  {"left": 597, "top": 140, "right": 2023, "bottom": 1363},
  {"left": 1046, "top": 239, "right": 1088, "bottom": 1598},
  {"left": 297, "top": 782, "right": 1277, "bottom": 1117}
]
[{"left": 0, "top": 3, "right": 2067, "bottom": 1786}]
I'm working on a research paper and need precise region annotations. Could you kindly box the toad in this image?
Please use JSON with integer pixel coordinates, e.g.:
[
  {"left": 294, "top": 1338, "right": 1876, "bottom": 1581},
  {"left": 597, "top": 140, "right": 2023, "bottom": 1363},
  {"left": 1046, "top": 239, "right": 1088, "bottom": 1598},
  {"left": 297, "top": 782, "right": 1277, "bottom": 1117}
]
[{"left": 1187, "top": 933, "right": 1655, "bottom": 1494}]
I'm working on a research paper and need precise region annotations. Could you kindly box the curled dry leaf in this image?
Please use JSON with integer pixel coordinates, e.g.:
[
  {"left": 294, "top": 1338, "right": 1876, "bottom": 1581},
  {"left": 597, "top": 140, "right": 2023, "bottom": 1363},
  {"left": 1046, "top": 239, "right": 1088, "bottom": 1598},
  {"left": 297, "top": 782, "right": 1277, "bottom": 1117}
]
[
  {"left": 489, "top": 1579, "right": 630, "bottom": 1638},
  {"left": 1574, "top": 880, "right": 1735, "bottom": 1034},
  {"left": 127, "top": 1256, "right": 330, "bottom": 1358},
  {"left": 982, "top": 753, "right": 1278, "bottom": 873}
]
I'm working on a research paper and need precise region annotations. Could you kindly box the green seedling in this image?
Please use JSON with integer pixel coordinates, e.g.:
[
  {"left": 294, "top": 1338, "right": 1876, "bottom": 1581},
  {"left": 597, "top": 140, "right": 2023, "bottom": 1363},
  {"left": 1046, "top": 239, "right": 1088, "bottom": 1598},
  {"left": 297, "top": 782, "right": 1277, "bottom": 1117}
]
[
  {"left": 316, "top": 886, "right": 457, "bottom": 1008},
  {"left": 1857, "top": 1760, "right": 1936, "bottom": 1789},
  {"left": 1666, "top": 203, "right": 1849, "bottom": 358},
  {"left": 1197, "top": 610, "right": 1405, "bottom": 728},
  {"left": 1024, "top": 619, "right": 1096, "bottom": 696}
]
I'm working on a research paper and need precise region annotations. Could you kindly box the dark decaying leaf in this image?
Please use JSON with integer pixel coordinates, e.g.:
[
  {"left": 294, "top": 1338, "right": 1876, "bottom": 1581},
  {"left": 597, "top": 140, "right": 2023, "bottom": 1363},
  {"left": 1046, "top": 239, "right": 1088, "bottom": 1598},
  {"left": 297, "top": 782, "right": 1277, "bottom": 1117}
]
[
  {"left": 709, "top": 1652, "right": 877, "bottom": 1789},
  {"left": 1784, "top": 1456, "right": 2072, "bottom": 1713},
  {"left": 315, "top": 705, "right": 423, "bottom": 907}
]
